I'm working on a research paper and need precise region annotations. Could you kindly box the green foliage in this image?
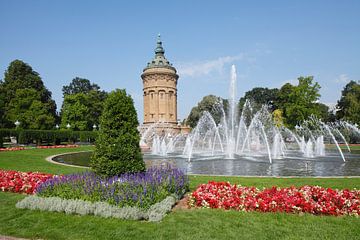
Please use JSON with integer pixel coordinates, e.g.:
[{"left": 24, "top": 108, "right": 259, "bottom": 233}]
[
  {"left": 186, "top": 95, "right": 227, "bottom": 128},
  {"left": 5, "top": 89, "right": 56, "bottom": 129},
  {"left": 60, "top": 78, "right": 107, "bottom": 131},
  {"left": 91, "top": 89, "right": 145, "bottom": 177},
  {"left": 276, "top": 76, "right": 321, "bottom": 128},
  {"left": 62, "top": 77, "right": 101, "bottom": 96},
  {"left": 238, "top": 87, "right": 279, "bottom": 113},
  {"left": 314, "top": 102, "right": 333, "bottom": 122},
  {"left": 336, "top": 80, "right": 360, "bottom": 125},
  {"left": 0, "top": 129, "right": 97, "bottom": 146},
  {"left": 0, "top": 60, "right": 56, "bottom": 129},
  {"left": 60, "top": 93, "right": 90, "bottom": 130}
]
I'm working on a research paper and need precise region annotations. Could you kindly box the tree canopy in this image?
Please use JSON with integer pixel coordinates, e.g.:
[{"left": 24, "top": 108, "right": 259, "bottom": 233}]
[
  {"left": 186, "top": 95, "right": 228, "bottom": 128},
  {"left": 62, "top": 77, "right": 101, "bottom": 96},
  {"left": 238, "top": 87, "right": 279, "bottom": 114},
  {"left": 0, "top": 60, "right": 56, "bottom": 129},
  {"left": 336, "top": 80, "right": 360, "bottom": 125},
  {"left": 60, "top": 78, "right": 107, "bottom": 130},
  {"left": 276, "top": 76, "right": 321, "bottom": 128}
]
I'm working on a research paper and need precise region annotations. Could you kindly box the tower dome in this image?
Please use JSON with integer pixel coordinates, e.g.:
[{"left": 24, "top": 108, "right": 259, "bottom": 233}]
[{"left": 144, "top": 34, "right": 176, "bottom": 71}]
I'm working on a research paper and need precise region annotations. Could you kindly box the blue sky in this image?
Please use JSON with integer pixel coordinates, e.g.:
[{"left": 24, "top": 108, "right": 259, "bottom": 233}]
[{"left": 1, "top": 0, "right": 359, "bottom": 122}]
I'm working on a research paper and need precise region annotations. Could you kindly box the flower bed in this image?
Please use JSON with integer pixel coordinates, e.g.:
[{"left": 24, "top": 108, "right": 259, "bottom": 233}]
[
  {"left": 37, "top": 164, "right": 189, "bottom": 209},
  {"left": 0, "top": 169, "right": 53, "bottom": 194},
  {"left": 0, "top": 147, "right": 26, "bottom": 152},
  {"left": 0, "top": 145, "right": 79, "bottom": 152},
  {"left": 189, "top": 181, "right": 360, "bottom": 216},
  {"left": 36, "top": 145, "right": 79, "bottom": 149}
]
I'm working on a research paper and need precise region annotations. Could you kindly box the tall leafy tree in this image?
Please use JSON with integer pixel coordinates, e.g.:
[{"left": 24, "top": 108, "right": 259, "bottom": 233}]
[
  {"left": 186, "top": 95, "right": 228, "bottom": 128},
  {"left": 62, "top": 77, "right": 101, "bottom": 96},
  {"left": 238, "top": 87, "right": 279, "bottom": 114},
  {"left": 60, "top": 93, "right": 90, "bottom": 130},
  {"left": 277, "top": 76, "right": 321, "bottom": 128},
  {"left": 91, "top": 89, "right": 145, "bottom": 177},
  {"left": 0, "top": 86, "right": 5, "bottom": 128},
  {"left": 6, "top": 89, "right": 56, "bottom": 129},
  {"left": 0, "top": 60, "right": 56, "bottom": 128},
  {"left": 60, "top": 77, "right": 107, "bottom": 130},
  {"left": 336, "top": 80, "right": 360, "bottom": 124}
]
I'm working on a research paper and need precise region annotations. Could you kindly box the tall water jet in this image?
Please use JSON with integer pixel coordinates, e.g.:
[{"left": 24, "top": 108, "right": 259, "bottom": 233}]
[
  {"left": 315, "top": 135, "right": 325, "bottom": 156},
  {"left": 304, "top": 139, "right": 314, "bottom": 158},
  {"left": 272, "top": 132, "right": 284, "bottom": 159},
  {"left": 226, "top": 65, "right": 238, "bottom": 158}
]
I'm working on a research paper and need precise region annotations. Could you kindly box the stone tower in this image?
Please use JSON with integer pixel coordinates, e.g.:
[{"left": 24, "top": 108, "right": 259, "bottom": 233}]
[{"left": 141, "top": 35, "right": 179, "bottom": 125}]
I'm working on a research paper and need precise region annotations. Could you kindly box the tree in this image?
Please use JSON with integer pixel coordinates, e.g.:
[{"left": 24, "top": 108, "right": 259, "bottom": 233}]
[
  {"left": 314, "top": 102, "right": 332, "bottom": 122},
  {"left": 0, "top": 85, "right": 5, "bottom": 128},
  {"left": 62, "top": 77, "right": 101, "bottom": 96},
  {"left": 0, "top": 60, "right": 56, "bottom": 128},
  {"left": 60, "top": 93, "right": 89, "bottom": 130},
  {"left": 186, "top": 95, "right": 227, "bottom": 128},
  {"left": 336, "top": 80, "right": 360, "bottom": 125},
  {"left": 91, "top": 89, "right": 145, "bottom": 177},
  {"left": 60, "top": 78, "right": 107, "bottom": 130},
  {"left": 277, "top": 76, "right": 321, "bottom": 128},
  {"left": 6, "top": 89, "right": 56, "bottom": 129},
  {"left": 238, "top": 87, "right": 279, "bottom": 114}
]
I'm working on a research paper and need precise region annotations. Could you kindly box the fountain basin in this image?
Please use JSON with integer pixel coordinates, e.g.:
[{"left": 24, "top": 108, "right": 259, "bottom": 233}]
[{"left": 47, "top": 150, "right": 360, "bottom": 177}]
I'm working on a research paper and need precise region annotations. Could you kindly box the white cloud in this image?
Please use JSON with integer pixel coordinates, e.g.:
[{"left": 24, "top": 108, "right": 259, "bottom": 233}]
[
  {"left": 176, "top": 54, "right": 247, "bottom": 77},
  {"left": 335, "top": 74, "right": 349, "bottom": 83}
]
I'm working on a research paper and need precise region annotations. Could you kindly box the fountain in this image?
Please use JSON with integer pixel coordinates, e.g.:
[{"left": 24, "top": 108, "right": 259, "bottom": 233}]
[{"left": 139, "top": 65, "right": 360, "bottom": 176}]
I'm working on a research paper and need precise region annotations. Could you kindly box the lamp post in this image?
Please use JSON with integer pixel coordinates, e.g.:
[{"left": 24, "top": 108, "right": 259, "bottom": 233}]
[
  {"left": 93, "top": 124, "right": 97, "bottom": 131},
  {"left": 66, "top": 123, "right": 71, "bottom": 129},
  {"left": 14, "top": 120, "right": 20, "bottom": 129},
  {"left": 55, "top": 124, "right": 59, "bottom": 130}
]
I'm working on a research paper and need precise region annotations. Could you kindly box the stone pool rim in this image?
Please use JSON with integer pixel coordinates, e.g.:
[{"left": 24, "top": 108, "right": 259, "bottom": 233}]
[
  {"left": 45, "top": 151, "right": 360, "bottom": 178},
  {"left": 46, "top": 151, "right": 91, "bottom": 169}
]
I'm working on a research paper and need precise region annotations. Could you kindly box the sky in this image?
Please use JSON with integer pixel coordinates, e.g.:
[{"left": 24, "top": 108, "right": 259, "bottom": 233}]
[{"left": 0, "top": 0, "right": 359, "bottom": 122}]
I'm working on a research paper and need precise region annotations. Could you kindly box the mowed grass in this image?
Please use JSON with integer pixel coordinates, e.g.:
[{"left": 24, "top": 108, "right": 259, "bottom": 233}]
[
  {"left": 0, "top": 147, "right": 360, "bottom": 239},
  {"left": 0, "top": 146, "right": 93, "bottom": 174}
]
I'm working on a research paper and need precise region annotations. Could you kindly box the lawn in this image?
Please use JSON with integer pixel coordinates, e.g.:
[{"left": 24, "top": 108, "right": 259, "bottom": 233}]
[{"left": 1, "top": 147, "right": 360, "bottom": 239}]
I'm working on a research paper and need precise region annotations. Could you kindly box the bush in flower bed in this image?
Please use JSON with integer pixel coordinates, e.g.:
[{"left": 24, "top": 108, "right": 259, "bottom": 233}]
[
  {"left": 16, "top": 194, "right": 177, "bottom": 221},
  {"left": 0, "top": 169, "right": 53, "bottom": 194},
  {"left": 189, "top": 181, "right": 360, "bottom": 216},
  {"left": 36, "top": 164, "right": 189, "bottom": 210}
]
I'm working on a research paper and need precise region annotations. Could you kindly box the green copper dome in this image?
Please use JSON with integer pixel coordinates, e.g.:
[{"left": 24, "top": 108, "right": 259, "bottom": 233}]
[{"left": 144, "top": 34, "right": 176, "bottom": 71}]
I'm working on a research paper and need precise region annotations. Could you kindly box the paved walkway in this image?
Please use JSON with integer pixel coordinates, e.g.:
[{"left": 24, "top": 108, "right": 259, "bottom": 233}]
[{"left": 0, "top": 236, "right": 29, "bottom": 240}]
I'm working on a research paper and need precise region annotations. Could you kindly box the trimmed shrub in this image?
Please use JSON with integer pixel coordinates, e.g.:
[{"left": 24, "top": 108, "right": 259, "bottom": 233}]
[
  {"left": 91, "top": 89, "right": 145, "bottom": 177},
  {"left": 16, "top": 195, "right": 175, "bottom": 221}
]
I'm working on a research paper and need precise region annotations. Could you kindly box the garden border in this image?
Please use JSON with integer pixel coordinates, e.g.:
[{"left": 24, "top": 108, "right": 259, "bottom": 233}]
[{"left": 45, "top": 151, "right": 91, "bottom": 169}]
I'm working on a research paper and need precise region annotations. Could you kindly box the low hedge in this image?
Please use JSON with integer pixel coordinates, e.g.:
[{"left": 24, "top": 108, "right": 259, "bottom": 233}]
[
  {"left": 16, "top": 195, "right": 177, "bottom": 222},
  {"left": 0, "top": 129, "right": 98, "bottom": 147}
]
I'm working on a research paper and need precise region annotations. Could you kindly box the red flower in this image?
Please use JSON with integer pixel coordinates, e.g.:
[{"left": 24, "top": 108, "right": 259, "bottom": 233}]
[
  {"left": 0, "top": 169, "right": 53, "bottom": 194},
  {"left": 188, "top": 181, "right": 360, "bottom": 216}
]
